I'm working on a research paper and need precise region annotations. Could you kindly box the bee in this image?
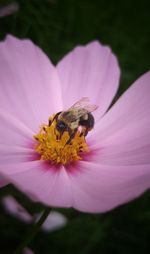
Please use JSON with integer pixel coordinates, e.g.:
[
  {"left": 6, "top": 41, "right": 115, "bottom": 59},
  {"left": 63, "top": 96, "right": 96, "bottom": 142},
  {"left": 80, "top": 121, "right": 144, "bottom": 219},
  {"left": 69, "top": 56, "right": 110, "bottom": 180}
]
[{"left": 49, "top": 97, "right": 98, "bottom": 145}]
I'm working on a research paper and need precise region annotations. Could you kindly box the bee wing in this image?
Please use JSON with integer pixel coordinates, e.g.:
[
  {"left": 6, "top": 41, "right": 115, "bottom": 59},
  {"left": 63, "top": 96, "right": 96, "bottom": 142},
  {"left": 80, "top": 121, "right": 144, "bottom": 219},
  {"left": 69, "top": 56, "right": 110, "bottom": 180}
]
[
  {"left": 70, "top": 97, "right": 98, "bottom": 112},
  {"left": 70, "top": 97, "right": 90, "bottom": 109},
  {"left": 67, "top": 97, "right": 98, "bottom": 121},
  {"left": 81, "top": 104, "right": 99, "bottom": 112}
]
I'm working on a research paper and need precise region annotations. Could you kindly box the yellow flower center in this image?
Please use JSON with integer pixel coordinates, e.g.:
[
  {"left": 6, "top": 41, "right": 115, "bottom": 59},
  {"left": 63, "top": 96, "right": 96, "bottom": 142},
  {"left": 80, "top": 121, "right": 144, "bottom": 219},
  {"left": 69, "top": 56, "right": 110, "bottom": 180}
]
[{"left": 34, "top": 114, "right": 89, "bottom": 165}]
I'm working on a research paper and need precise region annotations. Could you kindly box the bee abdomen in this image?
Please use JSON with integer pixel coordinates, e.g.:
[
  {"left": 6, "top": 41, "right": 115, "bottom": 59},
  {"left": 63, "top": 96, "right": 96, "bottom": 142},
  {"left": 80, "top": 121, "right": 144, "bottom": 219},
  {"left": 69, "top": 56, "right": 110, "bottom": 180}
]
[{"left": 79, "top": 113, "right": 95, "bottom": 129}]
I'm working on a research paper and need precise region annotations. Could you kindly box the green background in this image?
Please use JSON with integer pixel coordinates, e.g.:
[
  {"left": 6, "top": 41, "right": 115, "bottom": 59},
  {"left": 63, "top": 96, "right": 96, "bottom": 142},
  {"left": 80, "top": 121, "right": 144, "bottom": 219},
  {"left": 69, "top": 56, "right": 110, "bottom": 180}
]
[{"left": 0, "top": 0, "right": 150, "bottom": 253}]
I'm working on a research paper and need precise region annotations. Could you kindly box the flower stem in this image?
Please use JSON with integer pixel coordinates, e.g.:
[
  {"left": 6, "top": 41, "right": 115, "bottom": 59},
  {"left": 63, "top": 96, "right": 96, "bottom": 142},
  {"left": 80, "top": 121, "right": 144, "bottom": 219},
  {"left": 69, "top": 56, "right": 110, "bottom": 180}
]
[{"left": 13, "top": 206, "right": 52, "bottom": 254}]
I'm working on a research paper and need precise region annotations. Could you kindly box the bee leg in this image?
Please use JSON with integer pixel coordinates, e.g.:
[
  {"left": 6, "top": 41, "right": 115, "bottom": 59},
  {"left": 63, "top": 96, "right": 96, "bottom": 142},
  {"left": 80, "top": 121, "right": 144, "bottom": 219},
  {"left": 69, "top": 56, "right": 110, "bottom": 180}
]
[
  {"left": 55, "top": 127, "right": 65, "bottom": 141},
  {"left": 55, "top": 129, "right": 60, "bottom": 141},
  {"left": 59, "top": 129, "right": 65, "bottom": 140},
  {"left": 55, "top": 131, "right": 63, "bottom": 141},
  {"left": 84, "top": 127, "right": 89, "bottom": 137},
  {"left": 79, "top": 131, "right": 85, "bottom": 137},
  {"left": 49, "top": 111, "right": 62, "bottom": 126},
  {"left": 80, "top": 127, "right": 89, "bottom": 137},
  {"left": 79, "top": 127, "right": 88, "bottom": 137},
  {"left": 66, "top": 129, "right": 77, "bottom": 145}
]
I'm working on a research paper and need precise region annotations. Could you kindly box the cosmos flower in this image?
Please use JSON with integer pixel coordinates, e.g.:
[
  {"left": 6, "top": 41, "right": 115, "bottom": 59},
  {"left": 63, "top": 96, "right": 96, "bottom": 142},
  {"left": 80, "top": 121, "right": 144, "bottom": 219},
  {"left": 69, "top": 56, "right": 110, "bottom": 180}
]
[
  {"left": 0, "top": 35, "right": 150, "bottom": 213},
  {"left": 35, "top": 211, "right": 67, "bottom": 232},
  {"left": 2, "top": 195, "right": 67, "bottom": 231},
  {"left": 23, "top": 247, "right": 34, "bottom": 254},
  {"left": 2, "top": 195, "right": 32, "bottom": 223},
  {"left": 0, "top": 2, "right": 19, "bottom": 17}
]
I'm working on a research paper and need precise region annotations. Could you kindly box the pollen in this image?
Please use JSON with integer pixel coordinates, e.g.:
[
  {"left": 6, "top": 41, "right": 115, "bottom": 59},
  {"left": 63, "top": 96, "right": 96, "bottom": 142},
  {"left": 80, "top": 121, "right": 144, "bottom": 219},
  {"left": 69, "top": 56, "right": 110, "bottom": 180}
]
[{"left": 34, "top": 114, "right": 89, "bottom": 165}]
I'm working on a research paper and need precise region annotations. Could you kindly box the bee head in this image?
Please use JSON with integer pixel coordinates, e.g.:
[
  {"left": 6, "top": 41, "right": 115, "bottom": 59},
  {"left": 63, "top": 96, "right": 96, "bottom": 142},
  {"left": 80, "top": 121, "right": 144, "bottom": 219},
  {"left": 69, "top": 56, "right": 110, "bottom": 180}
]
[{"left": 56, "top": 120, "right": 67, "bottom": 133}]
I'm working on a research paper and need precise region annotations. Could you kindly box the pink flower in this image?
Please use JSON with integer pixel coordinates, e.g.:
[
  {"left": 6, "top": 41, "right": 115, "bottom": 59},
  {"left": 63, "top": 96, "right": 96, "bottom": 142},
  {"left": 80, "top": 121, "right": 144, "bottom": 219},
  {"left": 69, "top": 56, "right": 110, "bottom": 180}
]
[
  {"left": 23, "top": 247, "right": 34, "bottom": 254},
  {"left": 2, "top": 195, "right": 32, "bottom": 223},
  {"left": 0, "top": 2, "right": 19, "bottom": 17},
  {"left": 35, "top": 211, "right": 67, "bottom": 232},
  {"left": 0, "top": 35, "right": 150, "bottom": 213},
  {"left": 2, "top": 195, "right": 67, "bottom": 231}
]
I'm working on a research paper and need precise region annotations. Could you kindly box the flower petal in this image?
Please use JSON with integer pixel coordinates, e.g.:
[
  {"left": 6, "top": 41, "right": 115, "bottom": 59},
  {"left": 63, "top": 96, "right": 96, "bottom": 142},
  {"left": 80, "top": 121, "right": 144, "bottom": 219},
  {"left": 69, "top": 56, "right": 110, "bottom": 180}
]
[
  {"left": 90, "top": 71, "right": 150, "bottom": 160},
  {"left": 57, "top": 41, "right": 120, "bottom": 120},
  {"left": 1, "top": 158, "right": 150, "bottom": 212},
  {"left": 69, "top": 161, "right": 150, "bottom": 212},
  {"left": 36, "top": 211, "right": 67, "bottom": 232},
  {"left": 0, "top": 107, "right": 36, "bottom": 165},
  {"left": 2, "top": 196, "right": 32, "bottom": 223},
  {"left": 77, "top": 71, "right": 150, "bottom": 212},
  {"left": 0, "top": 108, "right": 34, "bottom": 144},
  {"left": 0, "top": 161, "right": 73, "bottom": 208},
  {"left": 2, "top": 196, "right": 67, "bottom": 231},
  {"left": 0, "top": 35, "right": 63, "bottom": 132},
  {"left": 23, "top": 248, "right": 34, "bottom": 254},
  {"left": 0, "top": 175, "right": 8, "bottom": 187}
]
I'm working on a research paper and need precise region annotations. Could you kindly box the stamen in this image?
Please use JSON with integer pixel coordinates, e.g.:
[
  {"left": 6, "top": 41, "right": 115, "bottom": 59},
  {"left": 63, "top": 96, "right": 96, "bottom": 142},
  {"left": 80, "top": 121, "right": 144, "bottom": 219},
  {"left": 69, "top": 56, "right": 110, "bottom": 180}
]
[{"left": 34, "top": 114, "right": 89, "bottom": 165}]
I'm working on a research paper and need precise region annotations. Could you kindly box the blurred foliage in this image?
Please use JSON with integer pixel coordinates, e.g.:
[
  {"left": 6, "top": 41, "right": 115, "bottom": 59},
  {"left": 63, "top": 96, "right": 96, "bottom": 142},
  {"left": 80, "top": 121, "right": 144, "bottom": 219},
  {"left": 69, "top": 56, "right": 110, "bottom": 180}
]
[{"left": 0, "top": 0, "right": 150, "bottom": 253}]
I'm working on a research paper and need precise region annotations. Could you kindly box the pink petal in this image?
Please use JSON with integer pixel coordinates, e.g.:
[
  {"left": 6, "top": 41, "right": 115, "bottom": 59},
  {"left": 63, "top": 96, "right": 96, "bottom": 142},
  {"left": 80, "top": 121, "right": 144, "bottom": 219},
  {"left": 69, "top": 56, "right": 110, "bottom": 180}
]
[
  {"left": 0, "top": 161, "right": 73, "bottom": 208},
  {"left": 90, "top": 71, "right": 150, "bottom": 152},
  {"left": 0, "top": 108, "right": 34, "bottom": 145},
  {"left": 0, "top": 2, "right": 19, "bottom": 17},
  {"left": 68, "top": 161, "right": 150, "bottom": 212},
  {"left": 2, "top": 195, "right": 32, "bottom": 223},
  {"left": 0, "top": 108, "right": 36, "bottom": 165},
  {"left": 0, "top": 35, "right": 63, "bottom": 132},
  {"left": 23, "top": 248, "right": 34, "bottom": 254},
  {"left": 57, "top": 41, "right": 120, "bottom": 121},
  {"left": 36, "top": 211, "right": 67, "bottom": 232},
  {"left": 0, "top": 175, "right": 8, "bottom": 187},
  {"left": 76, "top": 71, "right": 150, "bottom": 212},
  {"left": 2, "top": 195, "right": 67, "bottom": 231},
  {"left": 1, "top": 157, "right": 150, "bottom": 213}
]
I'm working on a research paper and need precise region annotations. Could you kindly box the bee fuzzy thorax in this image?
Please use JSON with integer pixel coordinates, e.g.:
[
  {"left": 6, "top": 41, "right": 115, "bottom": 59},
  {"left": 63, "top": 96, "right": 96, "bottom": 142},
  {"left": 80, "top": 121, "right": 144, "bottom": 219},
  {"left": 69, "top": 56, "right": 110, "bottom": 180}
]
[{"left": 34, "top": 114, "right": 89, "bottom": 165}]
